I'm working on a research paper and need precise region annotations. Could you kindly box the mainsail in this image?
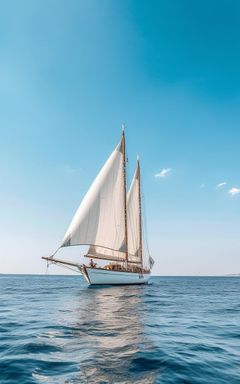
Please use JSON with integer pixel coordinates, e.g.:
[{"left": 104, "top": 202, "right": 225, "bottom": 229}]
[{"left": 61, "top": 135, "right": 127, "bottom": 261}]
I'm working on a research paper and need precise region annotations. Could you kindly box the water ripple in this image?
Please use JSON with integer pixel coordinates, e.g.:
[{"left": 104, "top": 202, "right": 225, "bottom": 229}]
[{"left": 0, "top": 275, "right": 239, "bottom": 383}]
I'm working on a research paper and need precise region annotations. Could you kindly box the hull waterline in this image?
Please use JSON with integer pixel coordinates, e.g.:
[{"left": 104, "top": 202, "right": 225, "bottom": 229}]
[{"left": 81, "top": 266, "right": 150, "bottom": 285}]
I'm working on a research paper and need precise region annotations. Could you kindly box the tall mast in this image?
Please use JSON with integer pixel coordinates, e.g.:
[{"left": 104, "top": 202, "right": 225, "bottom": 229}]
[
  {"left": 137, "top": 156, "right": 143, "bottom": 268},
  {"left": 122, "top": 125, "right": 128, "bottom": 263}
]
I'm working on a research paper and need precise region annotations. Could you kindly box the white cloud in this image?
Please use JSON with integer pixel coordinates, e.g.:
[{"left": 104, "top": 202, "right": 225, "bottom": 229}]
[
  {"left": 228, "top": 187, "right": 240, "bottom": 196},
  {"left": 64, "top": 165, "right": 79, "bottom": 175},
  {"left": 216, "top": 182, "right": 227, "bottom": 189},
  {"left": 154, "top": 168, "right": 172, "bottom": 178}
]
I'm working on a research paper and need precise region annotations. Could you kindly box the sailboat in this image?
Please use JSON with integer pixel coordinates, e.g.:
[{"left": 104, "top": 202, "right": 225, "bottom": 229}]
[{"left": 42, "top": 129, "right": 154, "bottom": 285}]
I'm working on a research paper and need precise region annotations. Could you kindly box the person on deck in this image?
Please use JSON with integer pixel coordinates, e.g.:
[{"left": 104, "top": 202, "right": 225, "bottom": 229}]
[{"left": 89, "top": 259, "right": 96, "bottom": 268}]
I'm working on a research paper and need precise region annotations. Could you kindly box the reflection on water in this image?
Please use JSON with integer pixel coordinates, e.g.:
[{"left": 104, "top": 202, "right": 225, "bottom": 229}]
[{"left": 73, "top": 285, "right": 157, "bottom": 383}]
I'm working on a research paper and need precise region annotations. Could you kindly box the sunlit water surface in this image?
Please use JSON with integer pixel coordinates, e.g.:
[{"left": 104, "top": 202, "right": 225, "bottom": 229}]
[{"left": 0, "top": 275, "right": 239, "bottom": 383}]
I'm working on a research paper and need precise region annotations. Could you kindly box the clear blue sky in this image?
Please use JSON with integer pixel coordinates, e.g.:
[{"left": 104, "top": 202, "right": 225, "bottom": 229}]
[{"left": 1, "top": 0, "right": 240, "bottom": 275}]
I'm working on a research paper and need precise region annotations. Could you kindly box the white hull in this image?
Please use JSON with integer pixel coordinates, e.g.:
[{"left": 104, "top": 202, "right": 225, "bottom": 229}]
[{"left": 81, "top": 266, "right": 150, "bottom": 285}]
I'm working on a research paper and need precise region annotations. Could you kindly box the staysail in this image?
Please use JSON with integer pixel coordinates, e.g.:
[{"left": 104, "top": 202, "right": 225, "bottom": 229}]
[
  {"left": 61, "top": 135, "right": 126, "bottom": 261},
  {"left": 127, "top": 163, "right": 141, "bottom": 264},
  {"left": 127, "top": 159, "right": 154, "bottom": 270}
]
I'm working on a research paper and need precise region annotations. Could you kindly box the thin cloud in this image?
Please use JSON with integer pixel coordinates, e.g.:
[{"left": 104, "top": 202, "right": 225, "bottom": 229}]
[
  {"left": 228, "top": 187, "right": 240, "bottom": 196},
  {"left": 64, "top": 165, "right": 79, "bottom": 175},
  {"left": 154, "top": 168, "right": 172, "bottom": 178},
  {"left": 216, "top": 182, "right": 227, "bottom": 189}
]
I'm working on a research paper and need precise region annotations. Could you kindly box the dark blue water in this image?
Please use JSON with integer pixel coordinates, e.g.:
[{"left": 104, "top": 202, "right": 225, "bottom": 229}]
[{"left": 0, "top": 276, "right": 239, "bottom": 384}]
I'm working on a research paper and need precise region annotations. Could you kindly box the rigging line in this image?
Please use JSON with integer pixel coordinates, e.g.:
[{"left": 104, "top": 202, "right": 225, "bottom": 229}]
[
  {"left": 45, "top": 261, "right": 50, "bottom": 274},
  {"left": 47, "top": 261, "right": 81, "bottom": 274},
  {"left": 50, "top": 246, "right": 61, "bottom": 259}
]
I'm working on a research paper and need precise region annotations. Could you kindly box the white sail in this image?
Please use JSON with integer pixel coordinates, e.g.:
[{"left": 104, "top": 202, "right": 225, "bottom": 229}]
[
  {"left": 61, "top": 137, "right": 126, "bottom": 259},
  {"left": 127, "top": 165, "right": 141, "bottom": 264}
]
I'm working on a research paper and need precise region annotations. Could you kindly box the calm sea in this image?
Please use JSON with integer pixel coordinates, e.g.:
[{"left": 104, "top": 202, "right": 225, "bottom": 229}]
[{"left": 0, "top": 275, "right": 239, "bottom": 384}]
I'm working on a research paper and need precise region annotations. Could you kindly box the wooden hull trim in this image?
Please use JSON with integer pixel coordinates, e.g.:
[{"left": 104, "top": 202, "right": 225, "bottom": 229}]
[{"left": 84, "top": 265, "right": 150, "bottom": 274}]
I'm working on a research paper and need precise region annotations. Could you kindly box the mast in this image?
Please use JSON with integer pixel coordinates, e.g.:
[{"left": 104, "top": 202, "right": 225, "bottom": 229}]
[
  {"left": 122, "top": 125, "right": 128, "bottom": 263},
  {"left": 137, "top": 157, "right": 143, "bottom": 268}
]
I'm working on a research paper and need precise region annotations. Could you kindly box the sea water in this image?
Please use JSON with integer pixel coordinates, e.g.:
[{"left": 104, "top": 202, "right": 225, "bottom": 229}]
[{"left": 0, "top": 275, "right": 239, "bottom": 384}]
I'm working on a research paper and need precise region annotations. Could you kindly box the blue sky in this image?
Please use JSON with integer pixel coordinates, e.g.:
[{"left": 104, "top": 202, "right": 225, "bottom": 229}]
[{"left": 1, "top": 0, "right": 240, "bottom": 275}]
